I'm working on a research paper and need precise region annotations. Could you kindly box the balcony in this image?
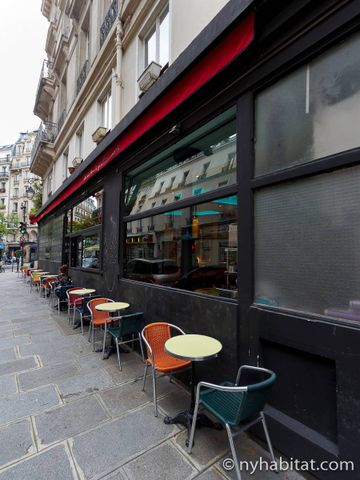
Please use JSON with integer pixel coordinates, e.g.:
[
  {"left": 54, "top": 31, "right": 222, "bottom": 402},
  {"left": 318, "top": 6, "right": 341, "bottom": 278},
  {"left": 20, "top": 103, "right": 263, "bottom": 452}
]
[
  {"left": 30, "top": 122, "right": 57, "bottom": 177},
  {"left": 0, "top": 172, "right": 9, "bottom": 180},
  {"left": 34, "top": 60, "right": 55, "bottom": 122},
  {"left": 76, "top": 60, "right": 89, "bottom": 95},
  {"left": 100, "top": 0, "right": 118, "bottom": 48}
]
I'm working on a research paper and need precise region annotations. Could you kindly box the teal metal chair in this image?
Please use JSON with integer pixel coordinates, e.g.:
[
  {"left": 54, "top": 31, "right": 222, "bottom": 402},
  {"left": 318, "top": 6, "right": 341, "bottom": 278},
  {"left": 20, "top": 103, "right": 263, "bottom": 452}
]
[
  {"left": 188, "top": 365, "right": 277, "bottom": 480},
  {"left": 103, "top": 312, "right": 145, "bottom": 369}
]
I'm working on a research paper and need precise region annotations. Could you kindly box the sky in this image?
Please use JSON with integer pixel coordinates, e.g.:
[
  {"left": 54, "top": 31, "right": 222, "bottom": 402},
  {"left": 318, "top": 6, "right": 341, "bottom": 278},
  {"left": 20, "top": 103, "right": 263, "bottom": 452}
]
[{"left": 0, "top": 1, "right": 48, "bottom": 146}]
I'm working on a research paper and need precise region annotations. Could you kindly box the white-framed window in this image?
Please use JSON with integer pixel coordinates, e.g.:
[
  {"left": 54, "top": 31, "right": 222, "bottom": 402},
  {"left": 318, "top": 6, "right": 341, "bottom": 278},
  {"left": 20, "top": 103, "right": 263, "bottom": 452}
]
[
  {"left": 63, "top": 150, "right": 69, "bottom": 180},
  {"left": 47, "top": 171, "right": 53, "bottom": 196},
  {"left": 100, "top": 89, "right": 112, "bottom": 129},
  {"left": 144, "top": 5, "right": 169, "bottom": 69},
  {"left": 76, "top": 126, "right": 84, "bottom": 159}
]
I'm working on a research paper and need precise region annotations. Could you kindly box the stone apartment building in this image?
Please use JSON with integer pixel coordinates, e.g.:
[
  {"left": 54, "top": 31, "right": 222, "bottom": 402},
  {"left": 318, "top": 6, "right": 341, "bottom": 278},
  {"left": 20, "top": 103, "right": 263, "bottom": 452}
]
[
  {"left": 0, "top": 132, "right": 39, "bottom": 261},
  {"left": 30, "top": 0, "right": 229, "bottom": 202}
]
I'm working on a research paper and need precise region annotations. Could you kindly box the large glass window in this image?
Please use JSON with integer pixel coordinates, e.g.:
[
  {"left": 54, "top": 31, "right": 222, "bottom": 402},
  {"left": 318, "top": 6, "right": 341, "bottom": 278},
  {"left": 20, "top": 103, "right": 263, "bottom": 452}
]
[
  {"left": 38, "top": 215, "right": 63, "bottom": 263},
  {"left": 65, "top": 190, "right": 103, "bottom": 269},
  {"left": 124, "top": 108, "right": 238, "bottom": 297},
  {"left": 254, "top": 165, "right": 360, "bottom": 323},
  {"left": 144, "top": 6, "right": 169, "bottom": 68},
  {"left": 125, "top": 195, "right": 237, "bottom": 297},
  {"left": 255, "top": 31, "right": 360, "bottom": 176},
  {"left": 125, "top": 107, "right": 236, "bottom": 216}
]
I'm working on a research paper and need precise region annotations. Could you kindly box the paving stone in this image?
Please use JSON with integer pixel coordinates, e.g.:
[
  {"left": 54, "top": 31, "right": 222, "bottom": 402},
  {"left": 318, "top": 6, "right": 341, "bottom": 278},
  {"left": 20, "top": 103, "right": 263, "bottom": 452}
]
[
  {"left": 215, "top": 433, "right": 303, "bottom": 480},
  {"left": 196, "top": 467, "right": 228, "bottom": 479},
  {"left": 0, "top": 348, "right": 16, "bottom": 365},
  {"left": 14, "top": 325, "right": 59, "bottom": 336},
  {"left": 0, "top": 444, "right": 75, "bottom": 480},
  {"left": 99, "top": 376, "right": 181, "bottom": 418},
  {"left": 57, "top": 369, "right": 114, "bottom": 402},
  {"left": 72, "top": 405, "right": 177, "bottom": 478},
  {"left": 104, "top": 359, "right": 147, "bottom": 385},
  {"left": 0, "top": 419, "right": 34, "bottom": 467},
  {"left": 35, "top": 395, "right": 109, "bottom": 446},
  {"left": 0, "top": 335, "right": 31, "bottom": 350},
  {"left": 36, "top": 350, "right": 79, "bottom": 367},
  {"left": 0, "top": 357, "right": 37, "bottom": 377},
  {"left": 101, "top": 468, "right": 127, "bottom": 479},
  {"left": 0, "top": 374, "right": 18, "bottom": 397},
  {"left": 175, "top": 426, "right": 229, "bottom": 470},
  {"left": 158, "top": 387, "right": 191, "bottom": 418},
  {"left": 122, "top": 442, "right": 197, "bottom": 480},
  {"left": 0, "top": 385, "right": 60, "bottom": 425},
  {"left": 18, "top": 362, "right": 79, "bottom": 391}
]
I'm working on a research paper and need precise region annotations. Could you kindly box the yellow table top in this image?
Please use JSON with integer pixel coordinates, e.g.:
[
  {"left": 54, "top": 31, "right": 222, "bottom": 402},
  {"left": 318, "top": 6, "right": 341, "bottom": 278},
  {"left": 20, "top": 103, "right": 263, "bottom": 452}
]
[
  {"left": 32, "top": 272, "right": 50, "bottom": 276},
  {"left": 95, "top": 302, "right": 130, "bottom": 312},
  {"left": 69, "top": 288, "right": 96, "bottom": 295},
  {"left": 165, "top": 334, "right": 222, "bottom": 362}
]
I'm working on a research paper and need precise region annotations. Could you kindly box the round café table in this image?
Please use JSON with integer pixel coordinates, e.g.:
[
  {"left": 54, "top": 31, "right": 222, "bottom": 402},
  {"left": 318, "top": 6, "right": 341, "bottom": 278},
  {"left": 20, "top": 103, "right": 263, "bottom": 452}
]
[
  {"left": 69, "top": 288, "right": 96, "bottom": 296},
  {"left": 95, "top": 302, "right": 130, "bottom": 358},
  {"left": 164, "top": 334, "right": 222, "bottom": 443},
  {"left": 95, "top": 302, "right": 130, "bottom": 312},
  {"left": 69, "top": 289, "right": 97, "bottom": 333}
]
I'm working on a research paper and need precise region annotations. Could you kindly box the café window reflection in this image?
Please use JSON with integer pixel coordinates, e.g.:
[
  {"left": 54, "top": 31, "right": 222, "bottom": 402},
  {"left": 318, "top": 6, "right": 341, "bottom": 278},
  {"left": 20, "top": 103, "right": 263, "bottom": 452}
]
[
  {"left": 64, "top": 189, "right": 103, "bottom": 270},
  {"left": 124, "top": 107, "right": 237, "bottom": 216},
  {"left": 125, "top": 195, "right": 238, "bottom": 297}
]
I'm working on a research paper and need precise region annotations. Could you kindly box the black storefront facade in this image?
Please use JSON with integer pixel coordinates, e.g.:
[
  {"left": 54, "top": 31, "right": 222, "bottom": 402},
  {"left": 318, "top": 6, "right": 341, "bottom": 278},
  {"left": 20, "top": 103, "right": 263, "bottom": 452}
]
[{"left": 33, "top": 1, "right": 360, "bottom": 477}]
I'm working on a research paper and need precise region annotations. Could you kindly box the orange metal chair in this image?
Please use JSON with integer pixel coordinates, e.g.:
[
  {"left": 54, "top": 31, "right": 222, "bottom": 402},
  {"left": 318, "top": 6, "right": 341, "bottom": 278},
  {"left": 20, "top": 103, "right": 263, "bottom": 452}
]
[
  {"left": 141, "top": 322, "right": 191, "bottom": 416},
  {"left": 30, "top": 273, "right": 42, "bottom": 293},
  {"left": 87, "top": 297, "right": 114, "bottom": 351}
]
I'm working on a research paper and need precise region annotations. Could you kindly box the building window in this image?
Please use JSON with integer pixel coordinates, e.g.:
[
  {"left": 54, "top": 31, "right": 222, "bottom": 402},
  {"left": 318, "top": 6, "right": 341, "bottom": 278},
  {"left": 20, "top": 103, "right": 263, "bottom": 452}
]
[
  {"left": 63, "top": 150, "right": 69, "bottom": 180},
  {"left": 65, "top": 190, "right": 103, "bottom": 269},
  {"left": 255, "top": 30, "right": 360, "bottom": 177},
  {"left": 254, "top": 29, "right": 360, "bottom": 325},
  {"left": 13, "top": 202, "right": 18, "bottom": 213},
  {"left": 124, "top": 107, "right": 238, "bottom": 298},
  {"left": 144, "top": 6, "right": 169, "bottom": 68},
  {"left": 76, "top": 126, "right": 84, "bottom": 159},
  {"left": 125, "top": 106, "right": 236, "bottom": 216},
  {"left": 47, "top": 172, "right": 53, "bottom": 196},
  {"left": 100, "top": 89, "right": 112, "bottom": 129}
]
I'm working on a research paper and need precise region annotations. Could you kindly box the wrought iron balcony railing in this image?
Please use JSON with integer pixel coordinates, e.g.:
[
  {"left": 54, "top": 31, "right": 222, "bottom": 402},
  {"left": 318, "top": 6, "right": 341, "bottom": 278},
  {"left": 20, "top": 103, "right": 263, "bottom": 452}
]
[
  {"left": 31, "top": 121, "right": 58, "bottom": 164},
  {"left": 100, "top": 0, "right": 118, "bottom": 47},
  {"left": 0, "top": 172, "right": 9, "bottom": 178},
  {"left": 76, "top": 60, "right": 89, "bottom": 95}
]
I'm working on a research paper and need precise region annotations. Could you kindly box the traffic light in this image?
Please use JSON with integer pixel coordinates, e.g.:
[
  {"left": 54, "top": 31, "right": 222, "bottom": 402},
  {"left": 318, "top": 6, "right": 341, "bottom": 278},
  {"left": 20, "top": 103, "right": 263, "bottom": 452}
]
[{"left": 19, "top": 222, "right": 27, "bottom": 235}]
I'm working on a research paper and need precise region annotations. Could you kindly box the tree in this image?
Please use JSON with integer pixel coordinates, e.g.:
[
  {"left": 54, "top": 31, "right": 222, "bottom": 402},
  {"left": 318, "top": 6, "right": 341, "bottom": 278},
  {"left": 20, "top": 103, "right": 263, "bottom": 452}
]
[
  {"left": 0, "top": 213, "right": 19, "bottom": 241},
  {"left": 31, "top": 179, "right": 43, "bottom": 212},
  {"left": 0, "top": 213, "right": 6, "bottom": 241}
]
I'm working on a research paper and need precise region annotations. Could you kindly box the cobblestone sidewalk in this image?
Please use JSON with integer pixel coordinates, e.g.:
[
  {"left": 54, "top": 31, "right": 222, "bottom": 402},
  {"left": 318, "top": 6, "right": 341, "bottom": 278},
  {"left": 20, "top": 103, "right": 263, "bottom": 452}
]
[{"left": 0, "top": 268, "right": 304, "bottom": 479}]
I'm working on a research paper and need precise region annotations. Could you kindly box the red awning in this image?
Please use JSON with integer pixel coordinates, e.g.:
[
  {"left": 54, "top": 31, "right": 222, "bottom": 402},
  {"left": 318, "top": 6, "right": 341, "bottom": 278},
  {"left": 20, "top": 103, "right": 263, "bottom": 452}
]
[{"left": 32, "top": 12, "right": 255, "bottom": 224}]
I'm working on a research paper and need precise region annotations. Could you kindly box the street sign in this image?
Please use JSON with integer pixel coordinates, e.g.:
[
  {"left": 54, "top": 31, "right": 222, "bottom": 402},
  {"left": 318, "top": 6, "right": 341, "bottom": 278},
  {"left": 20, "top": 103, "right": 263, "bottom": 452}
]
[{"left": 0, "top": 243, "right": 3, "bottom": 249}]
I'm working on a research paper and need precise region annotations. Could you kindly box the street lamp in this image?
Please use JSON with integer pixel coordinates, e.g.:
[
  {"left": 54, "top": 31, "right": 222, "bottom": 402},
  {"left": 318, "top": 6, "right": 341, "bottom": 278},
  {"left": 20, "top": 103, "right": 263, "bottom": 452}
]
[{"left": 25, "top": 185, "right": 35, "bottom": 200}]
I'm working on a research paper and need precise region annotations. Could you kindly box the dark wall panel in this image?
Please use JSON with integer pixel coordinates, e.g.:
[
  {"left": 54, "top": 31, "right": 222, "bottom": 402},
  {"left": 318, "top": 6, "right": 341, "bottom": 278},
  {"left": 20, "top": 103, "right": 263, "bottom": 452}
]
[{"left": 120, "top": 279, "right": 239, "bottom": 383}]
